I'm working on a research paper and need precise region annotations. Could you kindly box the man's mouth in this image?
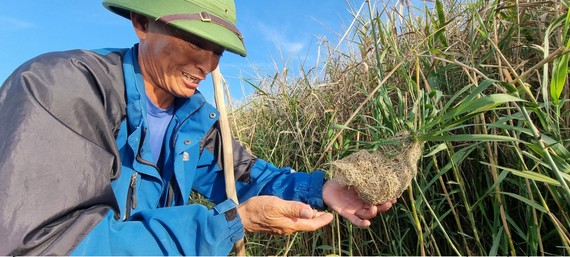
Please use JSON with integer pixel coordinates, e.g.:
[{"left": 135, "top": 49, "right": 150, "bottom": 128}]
[{"left": 182, "top": 71, "right": 200, "bottom": 84}]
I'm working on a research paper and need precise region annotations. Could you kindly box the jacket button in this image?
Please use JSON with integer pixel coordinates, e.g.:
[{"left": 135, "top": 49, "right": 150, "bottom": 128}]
[
  {"left": 184, "top": 140, "right": 191, "bottom": 145},
  {"left": 209, "top": 113, "right": 217, "bottom": 118},
  {"left": 183, "top": 152, "right": 189, "bottom": 161}
]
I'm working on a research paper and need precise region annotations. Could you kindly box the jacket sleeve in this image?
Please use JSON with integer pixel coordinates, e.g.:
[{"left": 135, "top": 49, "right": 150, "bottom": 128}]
[
  {"left": 70, "top": 198, "right": 244, "bottom": 256},
  {"left": 194, "top": 128, "right": 327, "bottom": 209},
  {"left": 237, "top": 159, "right": 326, "bottom": 209},
  {"left": 0, "top": 50, "right": 127, "bottom": 255}
]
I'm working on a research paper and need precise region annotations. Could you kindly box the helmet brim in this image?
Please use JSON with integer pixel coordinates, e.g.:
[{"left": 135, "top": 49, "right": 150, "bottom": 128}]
[{"left": 103, "top": 0, "right": 247, "bottom": 57}]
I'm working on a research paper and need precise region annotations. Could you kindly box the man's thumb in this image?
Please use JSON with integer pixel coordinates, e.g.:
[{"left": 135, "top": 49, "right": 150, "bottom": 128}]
[{"left": 300, "top": 207, "right": 314, "bottom": 219}]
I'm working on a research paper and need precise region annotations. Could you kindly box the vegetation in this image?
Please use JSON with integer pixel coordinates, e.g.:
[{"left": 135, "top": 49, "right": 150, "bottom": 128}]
[{"left": 228, "top": 0, "right": 570, "bottom": 255}]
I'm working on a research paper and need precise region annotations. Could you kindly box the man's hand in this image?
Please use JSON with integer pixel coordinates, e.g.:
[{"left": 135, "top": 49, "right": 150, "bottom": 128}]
[
  {"left": 237, "top": 196, "right": 333, "bottom": 235},
  {"left": 323, "top": 179, "right": 396, "bottom": 227}
]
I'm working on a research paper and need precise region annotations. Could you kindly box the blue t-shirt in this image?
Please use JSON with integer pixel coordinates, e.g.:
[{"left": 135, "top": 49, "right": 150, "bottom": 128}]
[{"left": 145, "top": 95, "right": 174, "bottom": 164}]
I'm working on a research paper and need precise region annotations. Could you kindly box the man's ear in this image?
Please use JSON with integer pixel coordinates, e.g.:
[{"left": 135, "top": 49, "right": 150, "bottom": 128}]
[{"left": 130, "top": 12, "right": 149, "bottom": 40}]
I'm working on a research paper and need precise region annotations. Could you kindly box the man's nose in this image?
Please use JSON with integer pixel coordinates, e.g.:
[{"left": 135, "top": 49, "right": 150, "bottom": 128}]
[{"left": 195, "top": 51, "right": 219, "bottom": 76}]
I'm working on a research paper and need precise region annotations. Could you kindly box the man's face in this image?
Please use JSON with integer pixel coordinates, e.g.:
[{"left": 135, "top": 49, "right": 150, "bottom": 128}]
[{"left": 132, "top": 13, "right": 225, "bottom": 106}]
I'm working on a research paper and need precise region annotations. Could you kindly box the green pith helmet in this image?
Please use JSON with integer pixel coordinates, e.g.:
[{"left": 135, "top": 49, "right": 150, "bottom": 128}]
[{"left": 103, "top": 0, "right": 247, "bottom": 57}]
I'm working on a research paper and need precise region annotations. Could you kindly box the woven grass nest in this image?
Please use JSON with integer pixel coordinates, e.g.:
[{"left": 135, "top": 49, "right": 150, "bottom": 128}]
[{"left": 330, "top": 139, "right": 423, "bottom": 205}]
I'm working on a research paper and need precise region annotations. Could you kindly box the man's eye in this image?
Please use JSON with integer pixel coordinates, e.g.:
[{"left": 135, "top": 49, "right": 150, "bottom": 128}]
[
  {"left": 214, "top": 50, "right": 224, "bottom": 57},
  {"left": 187, "top": 41, "right": 201, "bottom": 50}
]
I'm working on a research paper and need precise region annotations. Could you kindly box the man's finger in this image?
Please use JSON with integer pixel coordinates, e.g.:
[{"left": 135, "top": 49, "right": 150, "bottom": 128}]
[
  {"left": 340, "top": 210, "right": 371, "bottom": 227},
  {"left": 299, "top": 207, "right": 329, "bottom": 219},
  {"left": 377, "top": 201, "right": 394, "bottom": 213},
  {"left": 279, "top": 199, "right": 315, "bottom": 219},
  {"left": 313, "top": 209, "right": 325, "bottom": 217},
  {"left": 292, "top": 212, "right": 334, "bottom": 231},
  {"left": 355, "top": 205, "right": 378, "bottom": 220},
  {"left": 300, "top": 208, "right": 314, "bottom": 219}
]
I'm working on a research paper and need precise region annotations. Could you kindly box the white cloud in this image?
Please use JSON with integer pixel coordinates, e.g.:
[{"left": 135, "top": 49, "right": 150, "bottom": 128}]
[
  {"left": 0, "top": 16, "right": 34, "bottom": 31},
  {"left": 257, "top": 22, "right": 305, "bottom": 55}
]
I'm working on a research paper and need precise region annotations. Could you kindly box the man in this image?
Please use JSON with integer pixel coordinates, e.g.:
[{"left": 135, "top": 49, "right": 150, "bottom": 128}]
[{"left": 0, "top": 0, "right": 395, "bottom": 255}]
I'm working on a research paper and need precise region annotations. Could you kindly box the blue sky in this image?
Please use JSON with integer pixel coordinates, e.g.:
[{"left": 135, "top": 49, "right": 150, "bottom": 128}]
[{"left": 0, "top": 1, "right": 365, "bottom": 103}]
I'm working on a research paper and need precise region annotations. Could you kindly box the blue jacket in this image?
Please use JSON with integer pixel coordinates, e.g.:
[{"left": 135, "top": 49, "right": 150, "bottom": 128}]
[{"left": 0, "top": 46, "right": 325, "bottom": 256}]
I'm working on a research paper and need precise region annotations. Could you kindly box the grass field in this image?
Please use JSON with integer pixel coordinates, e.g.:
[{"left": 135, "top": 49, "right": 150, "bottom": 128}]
[{"left": 229, "top": 0, "right": 570, "bottom": 255}]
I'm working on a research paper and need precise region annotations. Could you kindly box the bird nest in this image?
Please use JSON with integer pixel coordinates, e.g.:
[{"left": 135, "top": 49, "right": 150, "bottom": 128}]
[{"left": 330, "top": 140, "right": 423, "bottom": 205}]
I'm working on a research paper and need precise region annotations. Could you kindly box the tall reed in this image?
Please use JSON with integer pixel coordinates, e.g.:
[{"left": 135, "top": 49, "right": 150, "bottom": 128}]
[{"left": 230, "top": 0, "right": 570, "bottom": 255}]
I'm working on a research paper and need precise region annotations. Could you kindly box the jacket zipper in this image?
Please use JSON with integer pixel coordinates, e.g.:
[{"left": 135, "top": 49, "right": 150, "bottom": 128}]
[
  {"left": 130, "top": 172, "right": 138, "bottom": 210},
  {"left": 124, "top": 172, "right": 138, "bottom": 220},
  {"left": 166, "top": 182, "right": 175, "bottom": 207},
  {"left": 126, "top": 127, "right": 169, "bottom": 218}
]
